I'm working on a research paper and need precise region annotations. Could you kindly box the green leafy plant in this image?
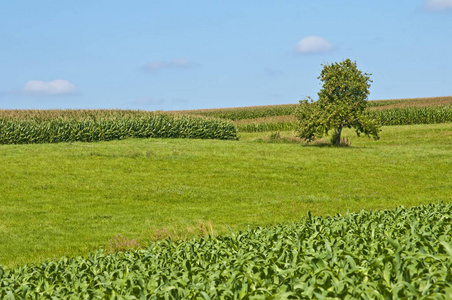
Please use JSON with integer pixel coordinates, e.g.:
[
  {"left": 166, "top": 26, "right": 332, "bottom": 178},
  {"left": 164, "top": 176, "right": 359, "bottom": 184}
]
[{"left": 296, "top": 59, "right": 381, "bottom": 145}]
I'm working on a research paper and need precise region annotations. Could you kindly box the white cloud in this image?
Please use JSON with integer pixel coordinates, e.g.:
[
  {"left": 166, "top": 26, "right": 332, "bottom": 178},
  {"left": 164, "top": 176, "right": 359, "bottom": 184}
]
[
  {"left": 141, "top": 58, "right": 198, "bottom": 72},
  {"left": 425, "top": 0, "right": 452, "bottom": 10},
  {"left": 295, "top": 36, "right": 333, "bottom": 54},
  {"left": 23, "top": 79, "right": 77, "bottom": 96}
]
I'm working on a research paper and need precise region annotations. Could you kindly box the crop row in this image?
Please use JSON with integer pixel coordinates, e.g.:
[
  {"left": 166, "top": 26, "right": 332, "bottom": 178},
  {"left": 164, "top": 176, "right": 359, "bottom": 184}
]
[
  {"left": 1, "top": 203, "right": 452, "bottom": 299},
  {"left": 0, "top": 113, "right": 237, "bottom": 144}
]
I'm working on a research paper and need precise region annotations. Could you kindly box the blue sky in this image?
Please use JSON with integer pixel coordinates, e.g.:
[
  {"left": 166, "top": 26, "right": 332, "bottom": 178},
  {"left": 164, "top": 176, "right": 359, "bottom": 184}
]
[{"left": 1, "top": 0, "right": 451, "bottom": 110}]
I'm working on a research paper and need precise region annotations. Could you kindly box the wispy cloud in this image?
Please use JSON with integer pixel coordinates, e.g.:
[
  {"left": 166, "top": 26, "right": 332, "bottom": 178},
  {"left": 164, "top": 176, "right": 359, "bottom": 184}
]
[
  {"left": 140, "top": 58, "right": 199, "bottom": 73},
  {"left": 135, "top": 97, "right": 165, "bottom": 106},
  {"left": 171, "top": 98, "right": 189, "bottom": 106},
  {"left": 129, "top": 97, "right": 189, "bottom": 110},
  {"left": 294, "top": 36, "right": 333, "bottom": 55},
  {"left": 22, "top": 79, "right": 77, "bottom": 96},
  {"left": 425, "top": 0, "right": 452, "bottom": 11},
  {"left": 265, "top": 68, "right": 284, "bottom": 77}
]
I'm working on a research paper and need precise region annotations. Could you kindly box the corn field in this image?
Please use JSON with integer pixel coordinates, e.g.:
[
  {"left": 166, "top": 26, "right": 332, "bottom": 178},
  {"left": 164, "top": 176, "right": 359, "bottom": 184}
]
[
  {"left": 1, "top": 203, "right": 452, "bottom": 298},
  {"left": 0, "top": 110, "right": 238, "bottom": 144}
]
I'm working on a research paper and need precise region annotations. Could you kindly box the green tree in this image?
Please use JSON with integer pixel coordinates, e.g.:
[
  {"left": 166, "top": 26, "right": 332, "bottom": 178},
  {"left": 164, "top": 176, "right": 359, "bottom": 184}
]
[{"left": 296, "top": 59, "right": 380, "bottom": 146}]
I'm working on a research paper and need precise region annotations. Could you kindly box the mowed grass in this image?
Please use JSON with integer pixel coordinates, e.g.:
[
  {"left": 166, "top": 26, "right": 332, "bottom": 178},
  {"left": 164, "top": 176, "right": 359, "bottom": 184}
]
[{"left": 1, "top": 123, "right": 451, "bottom": 268}]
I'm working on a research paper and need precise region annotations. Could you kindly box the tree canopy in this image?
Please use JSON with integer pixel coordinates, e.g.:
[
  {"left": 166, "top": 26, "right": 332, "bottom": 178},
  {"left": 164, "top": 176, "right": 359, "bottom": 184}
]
[{"left": 296, "top": 59, "right": 380, "bottom": 145}]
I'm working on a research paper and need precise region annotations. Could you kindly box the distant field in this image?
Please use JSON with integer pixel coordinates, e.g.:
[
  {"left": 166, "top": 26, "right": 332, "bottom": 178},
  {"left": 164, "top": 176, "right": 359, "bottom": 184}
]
[
  {"left": 167, "top": 103, "right": 297, "bottom": 121},
  {"left": 166, "top": 96, "right": 452, "bottom": 133},
  {"left": 168, "top": 96, "right": 452, "bottom": 119},
  {"left": 1, "top": 122, "right": 451, "bottom": 268},
  {"left": 228, "top": 97, "right": 452, "bottom": 132},
  {"left": 368, "top": 96, "right": 452, "bottom": 110}
]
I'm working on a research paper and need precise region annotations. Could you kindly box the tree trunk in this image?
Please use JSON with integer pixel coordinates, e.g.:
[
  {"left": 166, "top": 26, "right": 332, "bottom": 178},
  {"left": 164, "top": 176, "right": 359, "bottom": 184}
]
[{"left": 335, "top": 122, "right": 344, "bottom": 146}]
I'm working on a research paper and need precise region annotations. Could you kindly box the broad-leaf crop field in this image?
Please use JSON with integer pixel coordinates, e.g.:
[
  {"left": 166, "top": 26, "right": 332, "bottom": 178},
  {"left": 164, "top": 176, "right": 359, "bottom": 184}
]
[
  {"left": 2, "top": 203, "right": 452, "bottom": 298},
  {"left": 1, "top": 96, "right": 452, "bottom": 298}
]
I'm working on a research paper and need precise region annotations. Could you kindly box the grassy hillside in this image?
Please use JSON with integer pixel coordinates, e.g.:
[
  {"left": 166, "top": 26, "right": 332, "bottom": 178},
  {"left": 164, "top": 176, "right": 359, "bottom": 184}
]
[{"left": 1, "top": 122, "right": 451, "bottom": 268}]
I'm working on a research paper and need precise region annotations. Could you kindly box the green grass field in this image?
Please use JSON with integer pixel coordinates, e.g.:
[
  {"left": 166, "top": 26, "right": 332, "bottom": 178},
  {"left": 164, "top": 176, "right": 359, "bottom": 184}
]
[{"left": 1, "top": 122, "right": 451, "bottom": 268}]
